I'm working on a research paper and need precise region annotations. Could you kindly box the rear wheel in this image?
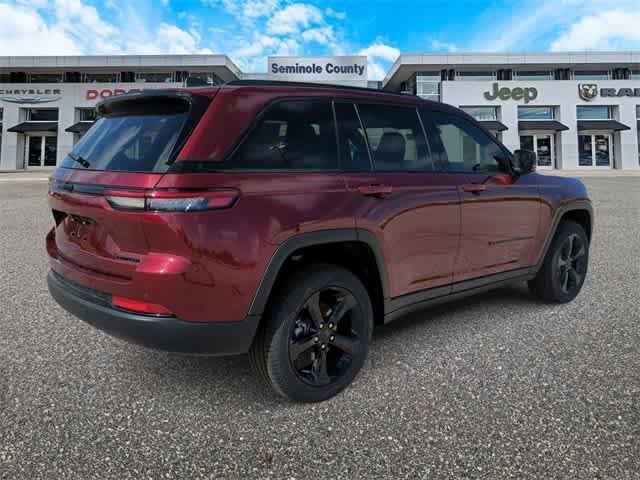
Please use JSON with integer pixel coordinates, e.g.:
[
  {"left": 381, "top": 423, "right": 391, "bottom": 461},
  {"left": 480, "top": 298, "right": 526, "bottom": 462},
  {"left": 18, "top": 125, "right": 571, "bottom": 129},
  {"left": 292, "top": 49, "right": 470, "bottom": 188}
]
[
  {"left": 249, "top": 264, "right": 373, "bottom": 402},
  {"left": 528, "top": 220, "right": 589, "bottom": 303}
]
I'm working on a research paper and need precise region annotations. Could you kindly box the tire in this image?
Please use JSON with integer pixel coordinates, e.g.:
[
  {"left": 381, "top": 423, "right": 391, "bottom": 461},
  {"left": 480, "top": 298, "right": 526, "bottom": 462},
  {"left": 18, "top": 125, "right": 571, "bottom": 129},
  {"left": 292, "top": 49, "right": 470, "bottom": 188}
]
[
  {"left": 528, "top": 220, "right": 589, "bottom": 303},
  {"left": 249, "top": 263, "right": 373, "bottom": 402}
]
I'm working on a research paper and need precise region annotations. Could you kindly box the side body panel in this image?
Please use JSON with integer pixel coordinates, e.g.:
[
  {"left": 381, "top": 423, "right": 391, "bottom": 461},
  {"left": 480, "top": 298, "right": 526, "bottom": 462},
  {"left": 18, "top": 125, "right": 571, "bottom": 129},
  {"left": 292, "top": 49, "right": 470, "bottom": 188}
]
[
  {"left": 344, "top": 172, "right": 463, "bottom": 298},
  {"left": 454, "top": 172, "right": 544, "bottom": 284}
]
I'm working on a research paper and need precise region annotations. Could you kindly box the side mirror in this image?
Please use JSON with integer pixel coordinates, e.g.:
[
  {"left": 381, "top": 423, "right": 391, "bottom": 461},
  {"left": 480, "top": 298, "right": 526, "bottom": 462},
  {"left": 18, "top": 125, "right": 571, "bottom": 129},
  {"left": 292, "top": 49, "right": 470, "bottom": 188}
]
[{"left": 512, "top": 149, "right": 537, "bottom": 175}]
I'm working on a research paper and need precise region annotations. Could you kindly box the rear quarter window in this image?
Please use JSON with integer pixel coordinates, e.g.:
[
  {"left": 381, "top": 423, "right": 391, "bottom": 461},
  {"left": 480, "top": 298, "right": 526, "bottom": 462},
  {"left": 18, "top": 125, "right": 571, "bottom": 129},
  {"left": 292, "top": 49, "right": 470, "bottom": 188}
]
[{"left": 222, "top": 100, "right": 338, "bottom": 171}]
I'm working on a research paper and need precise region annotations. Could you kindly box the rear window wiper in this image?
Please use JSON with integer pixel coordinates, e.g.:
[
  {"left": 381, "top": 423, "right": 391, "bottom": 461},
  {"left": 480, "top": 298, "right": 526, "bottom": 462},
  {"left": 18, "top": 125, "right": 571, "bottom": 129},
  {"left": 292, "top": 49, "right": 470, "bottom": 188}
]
[{"left": 68, "top": 152, "right": 91, "bottom": 168}]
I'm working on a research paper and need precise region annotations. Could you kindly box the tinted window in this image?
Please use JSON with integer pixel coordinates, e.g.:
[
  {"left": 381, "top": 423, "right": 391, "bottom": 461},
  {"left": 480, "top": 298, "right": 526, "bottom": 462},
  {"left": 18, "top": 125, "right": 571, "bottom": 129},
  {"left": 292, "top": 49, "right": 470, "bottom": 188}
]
[
  {"left": 229, "top": 100, "right": 337, "bottom": 170},
  {"left": 425, "top": 110, "right": 506, "bottom": 173},
  {"left": 61, "top": 113, "right": 188, "bottom": 172},
  {"left": 28, "top": 108, "right": 58, "bottom": 121},
  {"left": 356, "top": 103, "right": 431, "bottom": 171},
  {"left": 334, "top": 102, "right": 371, "bottom": 171}
]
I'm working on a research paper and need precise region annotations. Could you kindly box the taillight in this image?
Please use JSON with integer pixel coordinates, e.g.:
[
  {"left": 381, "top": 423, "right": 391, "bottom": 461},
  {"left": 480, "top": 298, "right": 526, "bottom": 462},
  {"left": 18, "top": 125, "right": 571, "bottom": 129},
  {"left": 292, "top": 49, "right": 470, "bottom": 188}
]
[
  {"left": 105, "top": 189, "right": 238, "bottom": 212},
  {"left": 112, "top": 296, "right": 173, "bottom": 316}
]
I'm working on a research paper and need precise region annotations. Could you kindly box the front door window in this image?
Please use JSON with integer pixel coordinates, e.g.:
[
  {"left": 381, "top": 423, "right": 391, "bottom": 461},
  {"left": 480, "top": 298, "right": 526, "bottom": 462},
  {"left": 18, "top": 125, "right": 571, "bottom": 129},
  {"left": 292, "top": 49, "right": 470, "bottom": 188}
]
[
  {"left": 578, "top": 134, "right": 612, "bottom": 167},
  {"left": 26, "top": 135, "right": 57, "bottom": 168},
  {"left": 519, "top": 134, "right": 554, "bottom": 169}
]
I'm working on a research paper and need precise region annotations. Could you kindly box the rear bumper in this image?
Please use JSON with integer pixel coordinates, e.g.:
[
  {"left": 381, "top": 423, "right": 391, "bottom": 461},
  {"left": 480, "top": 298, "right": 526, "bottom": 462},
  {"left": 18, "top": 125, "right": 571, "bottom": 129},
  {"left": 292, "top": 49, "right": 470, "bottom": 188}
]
[{"left": 47, "top": 271, "right": 260, "bottom": 355}]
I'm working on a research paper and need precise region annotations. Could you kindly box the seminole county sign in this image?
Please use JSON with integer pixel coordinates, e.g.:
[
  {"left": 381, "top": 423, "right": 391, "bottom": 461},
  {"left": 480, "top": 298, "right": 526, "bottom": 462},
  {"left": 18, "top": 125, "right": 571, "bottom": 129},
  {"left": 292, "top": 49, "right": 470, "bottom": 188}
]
[{"left": 268, "top": 56, "right": 367, "bottom": 85}]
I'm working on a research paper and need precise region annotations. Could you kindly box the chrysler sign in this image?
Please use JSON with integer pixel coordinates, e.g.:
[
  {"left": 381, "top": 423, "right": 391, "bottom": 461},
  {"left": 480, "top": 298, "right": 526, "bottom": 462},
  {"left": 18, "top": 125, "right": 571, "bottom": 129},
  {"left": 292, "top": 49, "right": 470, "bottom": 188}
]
[{"left": 0, "top": 88, "right": 62, "bottom": 104}]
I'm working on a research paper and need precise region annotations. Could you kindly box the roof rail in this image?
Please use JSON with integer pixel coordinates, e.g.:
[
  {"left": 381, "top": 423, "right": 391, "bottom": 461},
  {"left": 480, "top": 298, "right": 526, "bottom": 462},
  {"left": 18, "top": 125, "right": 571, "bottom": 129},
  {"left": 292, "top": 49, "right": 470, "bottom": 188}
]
[{"left": 223, "top": 79, "right": 417, "bottom": 98}]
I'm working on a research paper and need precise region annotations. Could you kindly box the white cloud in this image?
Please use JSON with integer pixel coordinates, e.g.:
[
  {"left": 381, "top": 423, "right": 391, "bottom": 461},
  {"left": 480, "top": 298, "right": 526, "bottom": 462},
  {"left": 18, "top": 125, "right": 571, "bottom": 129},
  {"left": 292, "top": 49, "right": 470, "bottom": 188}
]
[
  {"left": 358, "top": 42, "right": 400, "bottom": 62},
  {"left": 267, "top": 3, "right": 323, "bottom": 35},
  {"left": 358, "top": 42, "right": 400, "bottom": 80},
  {"left": 243, "top": 0, "right": 280, "bottom": 19},
  {"left": 301, "top": 26, "right": 335, "bottom": 45},
  {"left": 551, "top": 9, "right": 640, "bottom": 50},
  {"left": 430, "top": 40, "right": 458, "bottom": 52},
  {"left": 54, "top": 0, "right": 118, "bottom": 37},
  {"left": 0, "top": 0, "right": 214, "bottom": 56},
  {"left": 325, "top": 7, "right": 346, "bottom": 20},
  {"left": 0, "top": 3, "right": 81, "bottom": 55}
]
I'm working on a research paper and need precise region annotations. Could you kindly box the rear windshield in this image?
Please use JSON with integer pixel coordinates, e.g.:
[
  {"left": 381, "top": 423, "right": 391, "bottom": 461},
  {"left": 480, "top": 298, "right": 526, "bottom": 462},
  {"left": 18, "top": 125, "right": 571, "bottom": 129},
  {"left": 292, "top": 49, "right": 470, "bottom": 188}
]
[{"left": 60, "top": 94, "right": 208, "bottom": 173}]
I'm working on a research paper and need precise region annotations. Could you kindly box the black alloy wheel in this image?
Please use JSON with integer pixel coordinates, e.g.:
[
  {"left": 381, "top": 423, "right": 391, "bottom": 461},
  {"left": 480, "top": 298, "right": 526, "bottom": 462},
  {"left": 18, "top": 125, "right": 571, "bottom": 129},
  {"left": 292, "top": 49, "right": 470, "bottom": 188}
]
[
  {"left": 528, "top": 220, "right": 589, "bottom": 303},
  {"left": 289, "top": 287, "right": 363, "bottom": 387},
  {"left": 556, "top": 233, "right": 587, "bottom": 296},
  {"left": 249, "top": 264, "right": 373, "bottom": 402}
]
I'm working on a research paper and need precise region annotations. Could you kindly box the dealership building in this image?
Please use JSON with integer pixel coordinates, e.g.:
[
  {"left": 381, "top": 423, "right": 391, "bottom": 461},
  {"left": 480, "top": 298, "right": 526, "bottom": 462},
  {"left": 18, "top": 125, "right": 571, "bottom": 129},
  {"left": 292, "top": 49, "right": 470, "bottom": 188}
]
[{"left": 1, "top": 51, "right": 640, "bottom": 171}]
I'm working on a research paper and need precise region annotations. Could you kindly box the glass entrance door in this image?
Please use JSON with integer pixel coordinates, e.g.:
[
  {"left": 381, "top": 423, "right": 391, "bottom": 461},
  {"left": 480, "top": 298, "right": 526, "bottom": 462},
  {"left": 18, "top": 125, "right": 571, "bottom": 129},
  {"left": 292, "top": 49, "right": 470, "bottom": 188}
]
[
  {"left": 26, "top": 135, "right": 57, "bottom": 168},
  {"left": 519, "top": 133, "right": 555, "bottom": 169},
  {"left": 578, "top": 134, "right": 612, "bottom": 168}
]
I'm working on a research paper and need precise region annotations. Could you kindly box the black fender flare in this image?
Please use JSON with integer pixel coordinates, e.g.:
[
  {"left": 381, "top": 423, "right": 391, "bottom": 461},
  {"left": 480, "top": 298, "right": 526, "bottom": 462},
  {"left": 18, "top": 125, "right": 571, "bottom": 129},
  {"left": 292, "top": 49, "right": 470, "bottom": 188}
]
[
  {"left": 247, "top": 228, "right": 389, "bottom": 317},
  {"left": 533, "top": 200, "right": 593, "bottom": 273}
]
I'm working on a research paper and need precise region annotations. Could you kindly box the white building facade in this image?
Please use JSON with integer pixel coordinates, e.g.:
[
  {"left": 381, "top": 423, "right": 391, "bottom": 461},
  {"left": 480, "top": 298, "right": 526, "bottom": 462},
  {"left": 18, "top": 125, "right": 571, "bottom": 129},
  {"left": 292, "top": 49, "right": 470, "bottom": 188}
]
[
  {"left": 0, "top": 55, "right": 241, "bottom": 171},
  {"left": 1, "top": 52, "right": 639, "bottom": 171},
  {"left": 383, "top": 52, "right": 640, "bottom": 170}
]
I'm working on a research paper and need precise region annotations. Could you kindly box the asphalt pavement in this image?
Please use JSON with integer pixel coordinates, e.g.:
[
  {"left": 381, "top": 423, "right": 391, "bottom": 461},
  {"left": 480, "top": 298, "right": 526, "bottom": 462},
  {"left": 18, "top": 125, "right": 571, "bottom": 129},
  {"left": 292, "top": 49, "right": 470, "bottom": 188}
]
[{"left": 1, "top": 177, "right": 639, "bottom": 479}]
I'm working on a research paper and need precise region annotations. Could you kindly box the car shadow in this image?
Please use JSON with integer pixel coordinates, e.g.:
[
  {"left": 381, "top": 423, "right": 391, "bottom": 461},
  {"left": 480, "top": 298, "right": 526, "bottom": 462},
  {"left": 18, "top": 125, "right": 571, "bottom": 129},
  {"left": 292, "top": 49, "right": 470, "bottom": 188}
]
[{"left": 120, "top": 283, "right": 541, "bottom": 404}]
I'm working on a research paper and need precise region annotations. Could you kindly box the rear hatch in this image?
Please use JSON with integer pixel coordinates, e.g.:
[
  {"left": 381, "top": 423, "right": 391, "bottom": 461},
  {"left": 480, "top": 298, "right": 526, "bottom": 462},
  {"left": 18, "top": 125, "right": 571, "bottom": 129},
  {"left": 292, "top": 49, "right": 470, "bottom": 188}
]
[{"left": 48, "top": 90, "right": 214, "bottom": 280}]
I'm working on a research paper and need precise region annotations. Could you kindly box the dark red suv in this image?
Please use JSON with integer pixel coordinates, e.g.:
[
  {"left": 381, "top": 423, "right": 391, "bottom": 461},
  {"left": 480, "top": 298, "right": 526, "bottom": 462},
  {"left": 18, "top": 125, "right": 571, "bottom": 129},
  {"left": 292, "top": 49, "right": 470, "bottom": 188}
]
[{"left": 47, "top": 81, "right": 592, "bottom": 402}]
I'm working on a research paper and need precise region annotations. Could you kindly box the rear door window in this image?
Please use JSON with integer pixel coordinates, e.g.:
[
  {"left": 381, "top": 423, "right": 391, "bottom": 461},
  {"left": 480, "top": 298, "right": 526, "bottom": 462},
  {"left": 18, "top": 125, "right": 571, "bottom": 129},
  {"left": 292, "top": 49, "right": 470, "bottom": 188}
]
[
  {"left": 356, "top": 103, "right": 432, "bottom": 172},
  {"left": 334, "top": 101, "right": 371, "bottom": 171},
  {"left": 227, "top": 100, "right": 338, "bottom": 170}
]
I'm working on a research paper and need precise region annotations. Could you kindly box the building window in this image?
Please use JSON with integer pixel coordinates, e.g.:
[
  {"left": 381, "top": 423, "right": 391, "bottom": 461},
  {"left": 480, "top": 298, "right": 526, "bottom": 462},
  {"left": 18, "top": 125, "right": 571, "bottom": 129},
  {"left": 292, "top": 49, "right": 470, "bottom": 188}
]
[
  {"left": 188, "top": 72, "right": 223, "bottom": 86},
  {"left": 518, "top": 106, "right": 556, "bottom": 120},
  {"left": 27, "top": 108, "right": 59, "bottom": 121},
  {"left": 573, "top": 70, "right": 610, "bottom": 80},
  {"left": 83, "top": 72, "right": 119, "bottom": 83},
  {"left": 460, "top": 106, "right": 498, "bottom": 121},
  {"left": 576, "top": 106, "right": 612, "bottom": 120},
  {"left": 515, "top": 70, "right": 554, "bottom": 80},
  {"left": 410, "top": 72, "right": 441, "bottom": 102},
  {"left": 28, "top": 73, "right": 63, "bottom": 83},
  {"left": 78, "top": 108, "right": 98, "bottom": 122},
  {"left": 455, "top": 71, "right": 497, "bottom": 81},
  {"left": 136, "top": 72, "right": 175, "bottom": 83},
  {"left": 631, "top": 70, "right": 640, "bottom": 80}
]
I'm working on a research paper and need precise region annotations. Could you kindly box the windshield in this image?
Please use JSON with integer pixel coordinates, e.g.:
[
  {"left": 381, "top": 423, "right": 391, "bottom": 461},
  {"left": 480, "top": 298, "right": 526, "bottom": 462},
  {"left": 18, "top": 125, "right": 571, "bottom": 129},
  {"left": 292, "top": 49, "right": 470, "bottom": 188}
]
[{"left": 61, "top": 113, "right": 188, "bottom": 172}]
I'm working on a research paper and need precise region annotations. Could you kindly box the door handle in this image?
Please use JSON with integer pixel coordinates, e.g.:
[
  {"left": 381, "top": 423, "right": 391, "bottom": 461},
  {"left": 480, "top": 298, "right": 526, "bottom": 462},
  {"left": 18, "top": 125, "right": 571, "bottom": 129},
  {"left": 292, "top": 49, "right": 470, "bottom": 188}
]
[
  {"left": 462, "top": 183, "right": 486, "bottom": 194},
  {"left": 357, "top": 184, "right": 393, "bottom": 198}
]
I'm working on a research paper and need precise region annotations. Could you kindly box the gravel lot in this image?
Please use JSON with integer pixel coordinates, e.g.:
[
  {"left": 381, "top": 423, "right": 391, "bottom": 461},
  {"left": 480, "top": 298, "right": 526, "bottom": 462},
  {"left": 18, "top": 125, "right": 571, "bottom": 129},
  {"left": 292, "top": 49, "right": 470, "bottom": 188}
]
[{"left": 1, "top": 177, "right": 639, "bottom": 479}]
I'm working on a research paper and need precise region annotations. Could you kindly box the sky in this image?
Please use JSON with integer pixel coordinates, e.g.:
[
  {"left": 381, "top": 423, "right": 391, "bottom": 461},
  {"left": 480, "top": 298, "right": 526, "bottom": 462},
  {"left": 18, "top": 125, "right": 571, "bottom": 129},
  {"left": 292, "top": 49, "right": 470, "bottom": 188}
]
[{"left": 2, "top": 0, "right": 640, "bottom": 79}]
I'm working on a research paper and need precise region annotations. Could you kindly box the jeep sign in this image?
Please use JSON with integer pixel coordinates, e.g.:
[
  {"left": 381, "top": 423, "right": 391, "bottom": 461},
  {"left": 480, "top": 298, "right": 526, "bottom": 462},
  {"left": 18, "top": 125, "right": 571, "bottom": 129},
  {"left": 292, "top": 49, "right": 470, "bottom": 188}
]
[{"left": 484, "top": 83, "right": 538, "bottom": 103}]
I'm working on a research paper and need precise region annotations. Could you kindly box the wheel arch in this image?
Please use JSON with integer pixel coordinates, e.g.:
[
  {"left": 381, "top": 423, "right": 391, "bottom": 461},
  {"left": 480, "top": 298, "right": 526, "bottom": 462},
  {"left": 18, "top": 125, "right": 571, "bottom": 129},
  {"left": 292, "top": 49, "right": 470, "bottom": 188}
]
[
  {"left": 248, "top": 228, "right": 389, "bottom": 325},
  {"left": 535, "top": 200, "right": 593, "bottom": 272}
]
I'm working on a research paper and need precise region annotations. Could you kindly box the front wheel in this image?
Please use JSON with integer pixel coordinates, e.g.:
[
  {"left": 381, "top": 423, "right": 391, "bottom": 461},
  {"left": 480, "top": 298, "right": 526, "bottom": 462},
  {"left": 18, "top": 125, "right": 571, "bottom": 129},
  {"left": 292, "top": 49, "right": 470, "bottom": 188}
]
[
  {"left": 528, "top": 220, "right": 589, "bottom": 303},
  {"left": 249, "top": 264, "right": 373, "bottom": 402}
]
